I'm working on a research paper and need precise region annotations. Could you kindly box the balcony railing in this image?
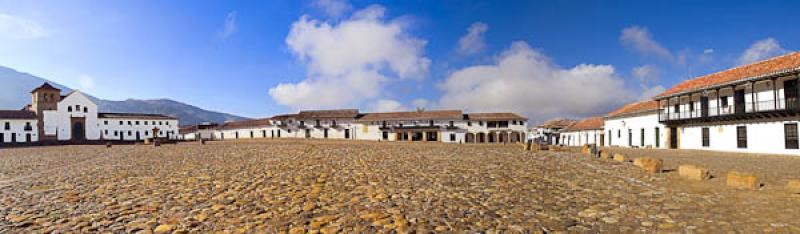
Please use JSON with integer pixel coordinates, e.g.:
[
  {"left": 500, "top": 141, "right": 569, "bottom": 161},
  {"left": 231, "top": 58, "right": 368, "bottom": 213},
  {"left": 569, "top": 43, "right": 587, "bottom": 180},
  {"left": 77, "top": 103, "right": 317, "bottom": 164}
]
[{"left": 660, "top": 99, "right": 795, "bottom": 122}]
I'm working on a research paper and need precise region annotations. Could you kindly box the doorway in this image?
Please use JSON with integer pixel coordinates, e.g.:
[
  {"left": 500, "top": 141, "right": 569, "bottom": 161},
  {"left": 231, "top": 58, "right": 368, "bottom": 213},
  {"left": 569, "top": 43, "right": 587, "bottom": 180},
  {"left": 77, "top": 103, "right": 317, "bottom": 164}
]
[
  {"left": 669, "top": 127, "right": 678, "bottom": 149},
  {"left": 734, "top": 89, "right": 746, "bottom": 114},
  {"left": 72, "top": 122, "right": 85, "bottom": 141},
  {"left": 785, "top": 79, "right": 798, "bottom": 110},
  {"left": 344, "top": 129, "right": 350, "bottom": 139}
]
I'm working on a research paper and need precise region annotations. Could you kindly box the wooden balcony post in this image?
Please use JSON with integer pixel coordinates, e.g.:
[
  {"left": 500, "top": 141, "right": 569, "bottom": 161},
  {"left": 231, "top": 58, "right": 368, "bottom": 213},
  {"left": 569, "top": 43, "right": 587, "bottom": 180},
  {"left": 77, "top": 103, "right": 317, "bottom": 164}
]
[
  {"left": 751, "top": 81, "right": 756, "bottom": 112},
  {"left": 773, "top": 78, "right": 778, "bottom": 110},
  {"left": 717, "top": 88, "right": 721, "bottom": 115}
]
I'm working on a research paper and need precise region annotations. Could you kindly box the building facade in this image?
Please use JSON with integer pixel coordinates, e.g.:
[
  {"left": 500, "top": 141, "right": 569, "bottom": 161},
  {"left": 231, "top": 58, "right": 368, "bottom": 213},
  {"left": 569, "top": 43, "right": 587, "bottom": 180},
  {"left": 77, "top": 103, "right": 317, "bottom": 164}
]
[
  {"left": 604, "top": 100, "right": 667, "bottom": 149},
  {"left": 656, "top": 52, "right": 800, "bottom": 155},
  {"left": 0, "top": 83, "right": 179, "bottom": 145},
  {"left": 189, "top": 109, "right": 529, "bottom": 144},
  {"left": 561, "top": 117, "right": 604, "bottom": 147}
]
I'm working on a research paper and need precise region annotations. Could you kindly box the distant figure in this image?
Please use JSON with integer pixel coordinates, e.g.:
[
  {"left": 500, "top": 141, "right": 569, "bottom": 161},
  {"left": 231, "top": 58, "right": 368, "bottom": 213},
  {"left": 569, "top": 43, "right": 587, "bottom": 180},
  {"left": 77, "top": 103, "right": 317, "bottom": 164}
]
[
  {"left": 106, "top": 142, "right": 112, "bottom": 148},
  {"left": 154, "top": 139, "right": 161, "bottom": 147},
  {"left": 200, "top": 139, "right": 205, "bottom": 145}
]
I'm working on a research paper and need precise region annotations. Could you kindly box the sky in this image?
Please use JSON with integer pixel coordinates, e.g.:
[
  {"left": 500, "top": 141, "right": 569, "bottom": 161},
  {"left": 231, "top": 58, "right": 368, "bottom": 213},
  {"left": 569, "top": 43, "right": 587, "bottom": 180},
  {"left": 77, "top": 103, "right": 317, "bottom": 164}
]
[{"left": 0, "top": 0, "right": 797, "bottom": 123}]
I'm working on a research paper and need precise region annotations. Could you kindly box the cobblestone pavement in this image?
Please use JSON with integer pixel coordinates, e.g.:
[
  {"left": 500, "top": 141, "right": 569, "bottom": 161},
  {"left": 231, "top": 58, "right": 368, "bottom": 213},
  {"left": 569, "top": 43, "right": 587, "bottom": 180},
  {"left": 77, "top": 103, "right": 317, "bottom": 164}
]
[{"left": 1, "top": 140, "right": 799, "bottom": 233}]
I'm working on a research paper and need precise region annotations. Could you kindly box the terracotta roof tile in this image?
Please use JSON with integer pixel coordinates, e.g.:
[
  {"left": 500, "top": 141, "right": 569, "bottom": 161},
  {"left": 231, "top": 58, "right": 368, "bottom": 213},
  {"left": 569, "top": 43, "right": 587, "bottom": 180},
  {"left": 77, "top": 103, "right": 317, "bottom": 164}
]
[
  {"left": 536, "top": 119, "right": 577, "bottom": 129},
  {"left": 30, "top": 82, "right": 61, "bottom": 93},
  {"left": 296, "top": 109, "right": 359, "bottom": 119},
  {"left": 606, "top": 100, "right": 659, "bottom": 118},
  {"left": 356, "top": 110, "right": 463, "bottom": 122},
  {"left": 564, "top": 117, "right": 604, "bottom": 131},
  {"left": 98, "top": 112, "right": 177, "bottom": 120},
  {"left": 0, "top": 110, "right": 37, "bottom": 119},
  {"left": 658, "top": 51, "right": 800, "bottom": 98},
  {"left": 220, "top": 118, "right": 272, "bottom": 130},
  {"left": 466, "top": 112, "right": 528, "bottom": 121}
]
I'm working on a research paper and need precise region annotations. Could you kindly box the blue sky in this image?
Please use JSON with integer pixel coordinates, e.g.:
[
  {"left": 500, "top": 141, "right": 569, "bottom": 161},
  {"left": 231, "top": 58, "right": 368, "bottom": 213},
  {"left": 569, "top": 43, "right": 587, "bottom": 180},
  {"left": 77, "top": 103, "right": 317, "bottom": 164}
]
[{"left": 0, "top": 0, "right": 797, "bottom": 122}]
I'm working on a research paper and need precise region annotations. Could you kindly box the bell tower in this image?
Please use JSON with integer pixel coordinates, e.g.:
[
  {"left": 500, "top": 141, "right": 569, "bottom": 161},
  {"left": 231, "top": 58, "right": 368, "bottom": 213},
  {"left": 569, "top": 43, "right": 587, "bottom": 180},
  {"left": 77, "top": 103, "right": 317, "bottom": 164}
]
[{"left": 30, "top": 83, "right": 61, "bottom": 140}]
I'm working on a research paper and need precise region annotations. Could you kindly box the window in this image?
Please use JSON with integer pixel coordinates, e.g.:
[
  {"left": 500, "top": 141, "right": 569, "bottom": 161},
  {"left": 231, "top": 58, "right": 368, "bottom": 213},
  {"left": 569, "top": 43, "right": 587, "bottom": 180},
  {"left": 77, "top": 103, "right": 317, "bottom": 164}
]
[
  {"left": 721, "top": 97, "right": 729, "bottom": 107},
  {"left": 382, "top": 131, "right": 389, "bottom": 140},
  {"left": 737, "top": 126, "right": 747, "bottom": 149},
  {"left": 450, "top": 133, "right": 456, "bottom": 142},
  {"left": 499, "top": 121, "right": 509, "bottom": 128},
  {"left": 114, "top": 131, "right": 118, "bottom": 136},
  {"left": 83, "top": 107, "right": 88, "bottom": 113},
  {"left": 145, "top": 121, "right": 148, "bottom": 125},
  {"left": 785, "top": 123, "right": 798, "bottom": 149},
  {"left": 128, "top": 131, "right": 132, "bottom": 136},
  {"left": 135, "top": 121, "right": 140, "bottom": 125},
  {"left": 479, "top": 121, "right": 484, "bottom": 126},
  {"left": 449, "top": 121, "right": 454, "bottom": 127},
  {"left": 655, "top": 127, "right": 660, "bottom": 148},
  {"left": 429, "top": 120, "right": 434, "bottom": 127},
  {"left": 673, "top": 104, "right": 679, "bottom": 113},
  {"left": 4, "top": 122, "right": 9, "bottom": 130},
  {"left": 640, "top": 128, "right": 645, "bottom": 147},
  {"left": 76, "top": 105, "right": 80, "bottom": 111},
  {"left": 128, "top": 121, "right": 132, "bottom": 125},
  {"left": 104, "top": 121, "right": 108, "bottom": 125},
  {"left": 689, "top": 102, "right": 694, "bottom": 112},
  {"left": 487, "top": 121, "right": 497, "bottom": 128},
  {"left": 24, "top": 122, "right": 32, "bottom": 131},
  {"left": 617, "top": 130, "right": 621, "bottom": 138},
  {"left": 702, "top": 128, "right": 710, "bottom": 147},
  {"left": 68, "top": 106, "right": 72, "bottom": 112},
  {"left": 467, "top": 121, "right": 472, "bottom": 127},
  {"left": 119, "top": 121, "right": 123, "bottom": 125},
  {"left": 104, "top": 130, "right": 109, "bottom": 135}
]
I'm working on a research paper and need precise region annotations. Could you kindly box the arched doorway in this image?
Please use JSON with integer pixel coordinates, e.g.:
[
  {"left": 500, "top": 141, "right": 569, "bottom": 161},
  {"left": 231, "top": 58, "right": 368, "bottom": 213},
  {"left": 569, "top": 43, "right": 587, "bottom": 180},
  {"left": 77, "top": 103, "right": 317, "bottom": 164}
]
[
  {"left": 465, "top": 133, "right": 475, "bottom": 143},
  {"left": 510, "top": 132, "right": 520, "bottom": 143},
  {"left": 477, "top": 133, "right": 486, "bottom": 143},
  {"left": 488, "top": 132, "right": 496, "bottom": 143},
  {"left": 72, "top": 122, "right": 84, "bottom": 140},
  {"left": 498, "top": 132, "right": 507, "bottom": 143}
]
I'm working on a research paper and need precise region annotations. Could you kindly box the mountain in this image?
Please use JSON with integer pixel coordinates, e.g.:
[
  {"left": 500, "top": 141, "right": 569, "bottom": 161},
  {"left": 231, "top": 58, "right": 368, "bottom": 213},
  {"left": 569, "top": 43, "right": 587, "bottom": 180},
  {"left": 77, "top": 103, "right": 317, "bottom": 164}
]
[{"left": 0, "top": 65, "right": 248, "bottom": 125}]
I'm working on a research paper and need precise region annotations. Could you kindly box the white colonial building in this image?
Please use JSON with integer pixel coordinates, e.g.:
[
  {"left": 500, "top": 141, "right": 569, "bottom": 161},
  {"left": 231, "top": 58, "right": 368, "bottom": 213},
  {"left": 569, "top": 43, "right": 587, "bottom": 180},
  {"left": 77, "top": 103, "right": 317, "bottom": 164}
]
[
  {"left": 0, "top": 83, "right": 179, "bottom": 145},
  {"left": 188, "top": 109, "right": 529, "bottom": 144},
  {"left": 0, "top": 111, "right": 38, "bottom": 143},
  {"left": 656, "top": 52, "right": 800, "bottom": 155},
  {"left": 603, "top": 100, "right": 667, "bottom": 149},
  {"left": 535, "top": 119, "right": 577, "bottom": 145},
  {"left": 561, "top": 117, "right": 604, "bottom": 147}
]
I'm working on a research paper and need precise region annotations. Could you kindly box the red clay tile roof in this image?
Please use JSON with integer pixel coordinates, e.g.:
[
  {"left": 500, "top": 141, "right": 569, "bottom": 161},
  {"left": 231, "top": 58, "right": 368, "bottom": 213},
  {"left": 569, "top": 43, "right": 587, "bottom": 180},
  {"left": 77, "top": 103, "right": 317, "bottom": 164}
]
[
  {"left": 219, "top": 118, "right": 272, "bottom": 130},
  {"left": 98, "top": 112, "right": 177, "bottom": 120},
  {"left": 606, "top": 100, "right": 659, "bottom": 118},
  {"left": 536, "top": 119, "right": 577, "bottom": 129},
  {"left": 30, "top": 82, "right": 61, "bottom": 93},
  {"left": 0, "top": 110, "right": 37, "bottom": 119},
  {"left": 270, "top": 114, "right": 297, "bottom": 121},
  {"left": 296, "top": 109, "right": 359, "bottom": 119},
  {"left": 356, "top": 110, "right": 463, "bottom": 122},
  {"left": 466, "top": 112, "right": 528, "bottom": 121},
  {"left": 657, "top": 51, "right": 800, "bottom": 98},
  {"left": 563, "top": 117, "right": 604, "bottom": 131}
]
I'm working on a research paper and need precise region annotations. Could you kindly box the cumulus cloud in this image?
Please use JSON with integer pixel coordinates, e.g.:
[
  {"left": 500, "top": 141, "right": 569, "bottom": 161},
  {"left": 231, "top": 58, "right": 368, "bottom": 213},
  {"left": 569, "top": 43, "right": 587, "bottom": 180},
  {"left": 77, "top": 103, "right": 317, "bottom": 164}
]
[
  {"left": 313, "top": 0, "right": 352, "bottom": 19},
  {"left": 738, "top": 38, "right": 786, "bottom": 65},
  {"left": 0, "top": 13, "right": 46, "bottom": 40},
  {"left": 369, "top": 99, "right": 408, "bottom": 112},
  {"left": 438, "top": 41, "right": 641, "bottom": 122},
  {"left": 457, "top": 22, "right": 488, "bottom": 55},
  {"left": 217, "top": 11, "right": 238, "bottom": 39},
  {"left": 632, "top": 65, "right": 659, "bottom": 86},
  {"left": 269, "top": 5, "right": 430, "bottom": 110},
  {"left": 620, "top": 26, "right": 673, "bottom": 61}
]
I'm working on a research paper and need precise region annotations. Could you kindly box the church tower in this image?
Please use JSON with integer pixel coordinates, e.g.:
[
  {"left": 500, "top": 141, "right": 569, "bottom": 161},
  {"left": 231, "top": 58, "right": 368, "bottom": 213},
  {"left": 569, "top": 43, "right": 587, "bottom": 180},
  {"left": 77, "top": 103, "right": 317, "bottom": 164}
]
[{"left": 30, "top": 83, "right": 61, "bottom": 140}]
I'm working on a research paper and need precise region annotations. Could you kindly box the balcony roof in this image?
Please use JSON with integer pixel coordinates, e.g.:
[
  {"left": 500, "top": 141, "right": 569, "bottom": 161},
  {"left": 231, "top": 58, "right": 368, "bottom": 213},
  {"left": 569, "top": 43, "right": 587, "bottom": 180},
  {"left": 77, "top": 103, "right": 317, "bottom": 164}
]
[
  {"left": 606, "top": 100, "right": 659, "bottom": 118},
  {"left": 657, "top": 51, "right": 800, "bottom": 99}
]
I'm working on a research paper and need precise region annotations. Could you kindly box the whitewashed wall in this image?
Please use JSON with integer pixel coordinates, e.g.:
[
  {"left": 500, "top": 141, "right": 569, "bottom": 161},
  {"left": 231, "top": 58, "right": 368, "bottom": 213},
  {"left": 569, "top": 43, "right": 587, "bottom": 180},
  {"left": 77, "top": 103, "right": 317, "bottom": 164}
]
[
  {"left": 42, "top": 92, "right": 100, "bottom": 141},
  {"left": 679, "top": 121, "right": 800, "bottom": 155},
  {"left": 98, "top": 118, "right": 179, "bottom": 141},
  {"left": 0, "top": 119, "right": 38, "bottom": 143},
  {"left": 604, "top": 112, "right": 666, "bottom": 148},
  {"left": 561, "top": 129, "right": 602, "bottom": 147}
]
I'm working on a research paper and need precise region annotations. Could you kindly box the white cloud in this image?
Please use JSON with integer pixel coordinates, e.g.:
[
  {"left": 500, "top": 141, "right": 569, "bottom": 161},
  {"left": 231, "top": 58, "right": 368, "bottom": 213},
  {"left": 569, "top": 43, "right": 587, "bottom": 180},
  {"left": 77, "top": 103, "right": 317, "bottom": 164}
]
[
  {"left": 0, "top": 13, "right": 46, "bottom": 40},
  {"left": 457, "top": 22, "right": 488, "bottom": 55},
  {"left": 632, "top": 64, "right": 659, "bottom": 86},
  {"left": 313, "top": 0, "right": 352, "bottom": 19},
  {"left": 77, "top": 75, "right": 95, "bottom": 91},
  {"left": 269, "top": 5, "right": 430, "bottom": 110},
  {"left": 369, "top": 99, "right": 408, "bottom": 112},
  {"left": 218, "top": 11, "right": 237, "bottom": 39},
  {"left": 738, "top": 38, "right": 786, "bottom": 65},
  {"left": 620, "top": 26, "right": 672, "bottom": 61},
  {"left": 438, "top": 41, "right": 642, "bottom": 122}
]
